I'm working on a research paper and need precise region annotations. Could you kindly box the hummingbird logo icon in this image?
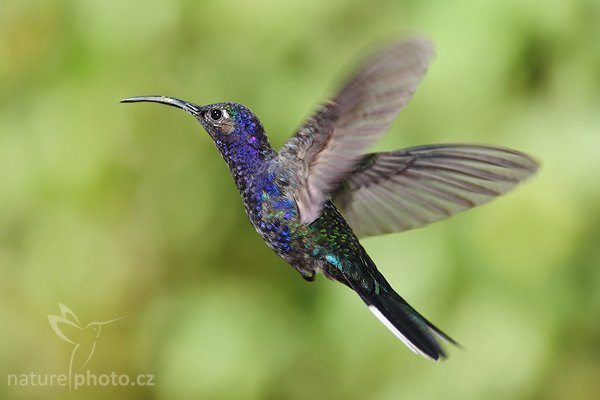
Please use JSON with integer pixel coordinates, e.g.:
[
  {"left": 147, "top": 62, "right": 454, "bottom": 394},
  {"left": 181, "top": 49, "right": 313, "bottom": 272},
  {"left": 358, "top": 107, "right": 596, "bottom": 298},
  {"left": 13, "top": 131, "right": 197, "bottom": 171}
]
[{"left": 48, "top": 303, "right": 125, "bottom": 391}]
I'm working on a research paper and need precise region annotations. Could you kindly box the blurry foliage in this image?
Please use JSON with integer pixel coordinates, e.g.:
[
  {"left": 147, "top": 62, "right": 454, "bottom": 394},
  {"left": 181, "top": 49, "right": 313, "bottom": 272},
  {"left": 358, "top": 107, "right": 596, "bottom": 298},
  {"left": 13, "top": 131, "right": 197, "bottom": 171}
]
[{"left": 1, "top": 0, "right": 599, "bottom": 399}]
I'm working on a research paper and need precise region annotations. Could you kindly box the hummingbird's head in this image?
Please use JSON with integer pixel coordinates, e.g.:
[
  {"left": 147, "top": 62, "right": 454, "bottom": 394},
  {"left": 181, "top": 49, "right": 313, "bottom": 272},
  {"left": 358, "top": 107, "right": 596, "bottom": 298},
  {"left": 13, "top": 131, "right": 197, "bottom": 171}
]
[
  {"left": 197, "top": 102, "right": 264, "bottom": 141},
  {"left": 120, "top": 96, "right": 271, "bottom": 151},
  {"left": 84, "top": 316, "right": 126, "bottom": 338},
  {"left": 122, "top": 96, "right": 276, "bottom": 183},
  {"left": 85, "top": 323, "right": 103, "bottom": 338}
]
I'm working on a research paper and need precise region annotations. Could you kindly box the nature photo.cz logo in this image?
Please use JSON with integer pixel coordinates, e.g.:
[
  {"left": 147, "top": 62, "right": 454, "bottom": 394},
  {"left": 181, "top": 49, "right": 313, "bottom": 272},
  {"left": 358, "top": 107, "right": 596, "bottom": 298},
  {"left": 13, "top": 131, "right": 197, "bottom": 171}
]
[{"left": 7, "top": 303, "right": 155, "bottom": 391}]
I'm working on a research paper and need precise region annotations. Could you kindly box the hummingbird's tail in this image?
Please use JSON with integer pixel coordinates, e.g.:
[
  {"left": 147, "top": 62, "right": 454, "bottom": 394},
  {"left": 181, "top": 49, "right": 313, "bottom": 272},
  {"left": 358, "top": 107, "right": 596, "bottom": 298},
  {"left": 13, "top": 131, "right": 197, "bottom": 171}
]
[{"left": 339, "top": 258, "right": 459, "bottom": 360}]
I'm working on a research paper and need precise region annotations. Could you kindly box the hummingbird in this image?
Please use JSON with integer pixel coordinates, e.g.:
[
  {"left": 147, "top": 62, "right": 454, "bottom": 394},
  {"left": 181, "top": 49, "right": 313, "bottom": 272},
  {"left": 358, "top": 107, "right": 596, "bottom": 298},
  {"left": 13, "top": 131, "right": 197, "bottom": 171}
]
[
  {"left": 122, "top": 38, "right": 538, "bottom": 360},
  {"left": 48, "top": 303, "right": 125, "bottom": 389}
]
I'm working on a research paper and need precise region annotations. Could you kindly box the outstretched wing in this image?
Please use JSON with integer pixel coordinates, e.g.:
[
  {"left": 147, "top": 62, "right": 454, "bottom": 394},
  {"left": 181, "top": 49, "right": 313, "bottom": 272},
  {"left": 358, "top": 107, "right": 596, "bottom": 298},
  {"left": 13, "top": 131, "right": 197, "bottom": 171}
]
[
  {"left": 333, "top": 144, "right": 538, "bottom": 237},
  {"left": 279, "top": 38, "right": 435, "bottom": 224},
  {"left": 48, "top": 315, "right": 82, "bottom": 344}
]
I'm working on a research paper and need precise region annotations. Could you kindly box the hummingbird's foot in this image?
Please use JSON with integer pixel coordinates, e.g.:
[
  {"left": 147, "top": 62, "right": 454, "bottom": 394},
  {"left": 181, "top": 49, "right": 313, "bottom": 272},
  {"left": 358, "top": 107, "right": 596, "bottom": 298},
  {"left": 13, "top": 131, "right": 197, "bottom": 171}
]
[{"left": 300, "top": 271, "right": 315, "bottom": 282}]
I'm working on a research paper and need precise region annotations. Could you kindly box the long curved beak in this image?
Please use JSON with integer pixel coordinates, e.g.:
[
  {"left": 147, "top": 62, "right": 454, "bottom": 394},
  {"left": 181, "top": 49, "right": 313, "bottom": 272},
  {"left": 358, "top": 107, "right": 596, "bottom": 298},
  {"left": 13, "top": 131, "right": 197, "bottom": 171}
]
[{"left": 121, "top": 96, "right": 202, "bottom": 117}]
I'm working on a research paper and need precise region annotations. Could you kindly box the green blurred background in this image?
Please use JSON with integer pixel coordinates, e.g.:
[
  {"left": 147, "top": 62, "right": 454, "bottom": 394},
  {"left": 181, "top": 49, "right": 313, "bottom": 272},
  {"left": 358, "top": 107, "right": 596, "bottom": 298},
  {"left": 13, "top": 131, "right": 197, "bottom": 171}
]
[{"left": 1, "top": 0, "right": 599, "bottom": 399}]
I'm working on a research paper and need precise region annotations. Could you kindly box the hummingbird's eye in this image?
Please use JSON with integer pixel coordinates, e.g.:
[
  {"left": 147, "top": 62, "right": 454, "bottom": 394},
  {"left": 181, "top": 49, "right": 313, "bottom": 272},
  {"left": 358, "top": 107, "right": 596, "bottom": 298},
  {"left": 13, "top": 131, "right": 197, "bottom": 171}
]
[{"left": 209, "top": 108, "right": 223, "bottom": 121}]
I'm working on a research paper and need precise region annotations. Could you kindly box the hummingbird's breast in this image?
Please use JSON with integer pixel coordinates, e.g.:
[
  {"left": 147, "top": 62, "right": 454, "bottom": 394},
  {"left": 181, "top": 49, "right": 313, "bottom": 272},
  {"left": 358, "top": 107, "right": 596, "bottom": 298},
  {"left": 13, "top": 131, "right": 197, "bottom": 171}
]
[
  {"left": 240, "top": 162, "right": 362, "bottom": 281},
  {"left": 243, "top": 165, "right": 301, "bottom": 254}
]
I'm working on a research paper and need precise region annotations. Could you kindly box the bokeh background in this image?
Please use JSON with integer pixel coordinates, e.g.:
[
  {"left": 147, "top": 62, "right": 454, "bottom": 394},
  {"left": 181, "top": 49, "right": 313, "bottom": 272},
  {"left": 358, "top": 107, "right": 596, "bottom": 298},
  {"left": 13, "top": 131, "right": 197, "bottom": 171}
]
[{"left": 2, "top": 0, "right": 599, "bottom": 399}]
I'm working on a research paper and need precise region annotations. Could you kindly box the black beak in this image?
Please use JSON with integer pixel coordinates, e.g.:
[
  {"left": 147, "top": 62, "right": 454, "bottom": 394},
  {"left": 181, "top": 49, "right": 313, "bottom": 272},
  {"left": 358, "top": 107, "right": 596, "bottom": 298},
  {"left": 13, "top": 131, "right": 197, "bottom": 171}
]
[{"left": 120, "top": 96, "right": 202, "bottom": 118}]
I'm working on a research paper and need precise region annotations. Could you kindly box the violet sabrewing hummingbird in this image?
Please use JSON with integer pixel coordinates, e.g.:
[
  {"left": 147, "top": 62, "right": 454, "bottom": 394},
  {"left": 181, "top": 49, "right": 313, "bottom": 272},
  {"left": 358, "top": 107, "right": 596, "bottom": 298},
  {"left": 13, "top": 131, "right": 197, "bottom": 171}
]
[{"left": 122, "top": 38, "right": 538, "bottom": 360}]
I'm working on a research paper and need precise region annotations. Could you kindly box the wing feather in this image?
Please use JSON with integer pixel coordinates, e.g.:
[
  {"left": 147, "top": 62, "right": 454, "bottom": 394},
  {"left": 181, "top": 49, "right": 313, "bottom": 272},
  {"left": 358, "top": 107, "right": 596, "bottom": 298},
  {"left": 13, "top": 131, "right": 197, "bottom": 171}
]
[
  {"left": 333, "top": 144, "right": 538, "bottom": 237},
  {"left": 279, "top": 38, "right": 435, "bottom": 224}
]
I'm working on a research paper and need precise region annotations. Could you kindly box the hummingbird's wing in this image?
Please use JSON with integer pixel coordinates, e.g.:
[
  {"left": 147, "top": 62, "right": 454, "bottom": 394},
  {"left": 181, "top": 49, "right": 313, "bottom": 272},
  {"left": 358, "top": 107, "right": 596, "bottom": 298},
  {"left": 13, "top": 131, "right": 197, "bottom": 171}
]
[
  {"left": 279, "top": 38, "right": 434, "bottom": 224},
  {"left": 58, "top": 303, "right": 81, "bottom": 325},
  {"left": 48, "top": 315, "right": 82, "bottom": 345},
  {"left": 332, "top": 144, "right": 538, "bottom": 237}
]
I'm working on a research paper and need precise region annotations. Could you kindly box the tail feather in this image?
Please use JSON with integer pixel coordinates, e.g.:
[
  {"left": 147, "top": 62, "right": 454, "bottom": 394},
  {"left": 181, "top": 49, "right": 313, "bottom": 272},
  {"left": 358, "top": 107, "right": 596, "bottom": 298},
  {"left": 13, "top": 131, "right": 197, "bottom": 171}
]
[
  {"left": 340, "top": 259, "right": 458, "bottom": 360},
  {"left": 366, "top": 290, "right": 458, "bottom": 360}
]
